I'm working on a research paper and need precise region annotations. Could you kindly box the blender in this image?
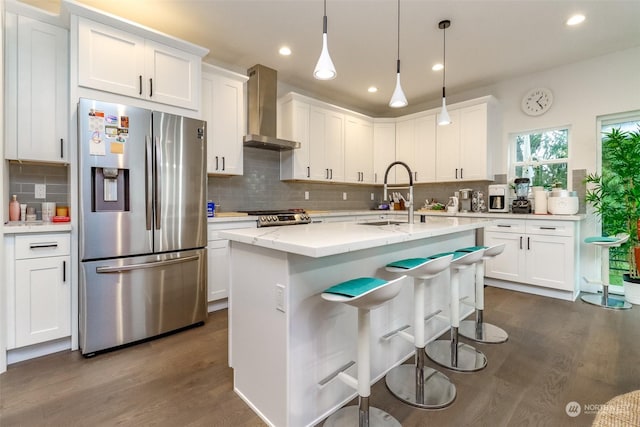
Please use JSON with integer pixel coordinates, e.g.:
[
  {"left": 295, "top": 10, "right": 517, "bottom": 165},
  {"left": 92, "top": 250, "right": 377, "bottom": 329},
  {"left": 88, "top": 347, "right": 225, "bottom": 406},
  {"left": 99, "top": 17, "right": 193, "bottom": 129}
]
[{"left": 512, "top": 178, "right": 532, "bottom": 213}]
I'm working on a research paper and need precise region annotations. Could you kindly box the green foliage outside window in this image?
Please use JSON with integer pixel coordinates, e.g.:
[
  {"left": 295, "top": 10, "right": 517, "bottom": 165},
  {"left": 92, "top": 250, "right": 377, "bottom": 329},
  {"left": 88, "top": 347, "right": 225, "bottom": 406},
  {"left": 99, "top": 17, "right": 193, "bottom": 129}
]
[{"left": 514, "top": 129, "right": 569, "bottom": 188}]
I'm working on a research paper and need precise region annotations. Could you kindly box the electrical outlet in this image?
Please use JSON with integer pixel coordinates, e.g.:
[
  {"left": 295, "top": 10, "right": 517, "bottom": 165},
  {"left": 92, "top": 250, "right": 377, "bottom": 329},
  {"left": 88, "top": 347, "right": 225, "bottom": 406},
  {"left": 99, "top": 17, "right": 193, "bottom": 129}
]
[
  {"left": 35, "top": 184, "right": 46, "bottom": 199},
  {"left": 371, "top": 193, "right": 375, "bottom": 201},
  {"left": 304, "top": 191, "right": 310, "bottom": 200},
  {"left": 275, "top": 284, "right": 286, "bottom": 312},
  {"left": 343, "top": 192, "right": 347, "bottom": 200}
]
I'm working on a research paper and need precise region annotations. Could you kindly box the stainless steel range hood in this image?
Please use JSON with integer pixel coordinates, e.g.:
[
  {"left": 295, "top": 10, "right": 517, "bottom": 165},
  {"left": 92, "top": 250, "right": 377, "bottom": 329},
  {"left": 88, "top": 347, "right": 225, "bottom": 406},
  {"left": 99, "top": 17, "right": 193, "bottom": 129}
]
[{"left": 243, "top": 64, "right": 300, "bottom": 151}]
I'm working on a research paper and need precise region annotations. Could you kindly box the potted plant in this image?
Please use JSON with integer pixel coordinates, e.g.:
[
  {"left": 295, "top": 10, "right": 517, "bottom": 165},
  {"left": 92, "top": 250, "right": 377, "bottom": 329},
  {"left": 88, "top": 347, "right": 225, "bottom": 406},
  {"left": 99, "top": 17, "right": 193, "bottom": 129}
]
[{"left": 585, "top": 126, "right": 640, "bottom": 303}]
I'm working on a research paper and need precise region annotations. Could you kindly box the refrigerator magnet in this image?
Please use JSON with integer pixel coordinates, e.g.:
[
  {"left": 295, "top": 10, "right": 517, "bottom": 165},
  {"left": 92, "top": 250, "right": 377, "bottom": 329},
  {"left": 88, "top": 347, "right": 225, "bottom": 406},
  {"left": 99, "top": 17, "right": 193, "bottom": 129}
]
[{"left": 110, "top": 142, "right": 124, "bottom": 154}]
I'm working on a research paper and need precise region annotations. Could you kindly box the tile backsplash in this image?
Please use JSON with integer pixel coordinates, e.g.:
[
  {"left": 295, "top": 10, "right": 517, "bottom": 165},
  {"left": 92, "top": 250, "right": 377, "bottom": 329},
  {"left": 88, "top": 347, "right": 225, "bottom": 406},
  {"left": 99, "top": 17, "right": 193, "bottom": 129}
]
[{"left": 8, "top": 163, "right": 70, "bottom": 220}]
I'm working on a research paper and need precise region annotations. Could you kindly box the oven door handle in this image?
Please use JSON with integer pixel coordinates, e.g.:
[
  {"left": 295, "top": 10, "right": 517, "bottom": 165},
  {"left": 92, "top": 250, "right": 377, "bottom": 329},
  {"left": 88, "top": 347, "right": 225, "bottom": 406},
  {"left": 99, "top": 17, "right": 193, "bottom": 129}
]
[{"left": 95, "top": 255, "right": 199, "bottom": 273}]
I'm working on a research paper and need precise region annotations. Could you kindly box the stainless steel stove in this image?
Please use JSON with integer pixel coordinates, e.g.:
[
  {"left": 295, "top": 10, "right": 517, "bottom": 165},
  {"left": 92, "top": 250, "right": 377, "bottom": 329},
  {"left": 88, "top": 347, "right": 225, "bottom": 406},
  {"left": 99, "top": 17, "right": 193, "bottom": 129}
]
[{"left": 240, "top": 209, "right": 311, "bottom": 227}]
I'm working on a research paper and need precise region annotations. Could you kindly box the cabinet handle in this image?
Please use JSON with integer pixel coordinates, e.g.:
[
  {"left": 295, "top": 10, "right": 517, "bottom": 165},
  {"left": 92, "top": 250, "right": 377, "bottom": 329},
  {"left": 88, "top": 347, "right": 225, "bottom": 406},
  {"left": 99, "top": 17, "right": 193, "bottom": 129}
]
[
  {"left": 222, "top": 157, "right": 226, "bottom": 171},
  {"left": 460, "top": 168, "right": 463, "bottom": 179},
  {"left": 415, "top": 171, "right": 418, "bottom": 181},
  {"left": 527, "top": 237, "right": 531, "bottom": 250},
  {"left": 63, "top": 260, "right": 66, "bottom": 283},
  {"left": 60, "top": 138, "right": 64, "bottom": 158},
  {"left": 215, "top": 156, "right": 219, "bottom": 170},
  {"left": 149, "top": 78, "right": 153, "bottom": 97},
  {"left": 497, "top": 224, "right": 512, "bottom": 228},
  {"left": 139, "top": 75, "right": 143, "bottom": 95},
  {"left": 519, "top": 236, "right": 523, "bottom": 250},
  {"left": 374, "top": 173, "right": 377, "bottom": 183},
  {"left": 30, "top": 243, "right": 58, "bottom": 249},
  {"left": 330, "top": 169, "right": 333, "bottom": 179},
  {"left": 307, "top": 166, "right": 310, "bottom": 178},
  {"left": 540, "top": 226, "right": 557, "bottom": 230},
  {"left": 326, "top": 168, "right": 329, "bottom": 179},
  {"left": 455, "top": 168, "right": 458, "bottom": 179}
]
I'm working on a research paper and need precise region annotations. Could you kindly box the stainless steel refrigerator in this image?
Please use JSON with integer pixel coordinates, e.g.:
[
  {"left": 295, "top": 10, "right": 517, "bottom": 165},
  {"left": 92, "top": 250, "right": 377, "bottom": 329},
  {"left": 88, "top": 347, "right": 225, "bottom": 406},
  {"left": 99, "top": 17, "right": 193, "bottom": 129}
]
[{"left": 78, "top": 98, "right": 207, "bottom": 356}]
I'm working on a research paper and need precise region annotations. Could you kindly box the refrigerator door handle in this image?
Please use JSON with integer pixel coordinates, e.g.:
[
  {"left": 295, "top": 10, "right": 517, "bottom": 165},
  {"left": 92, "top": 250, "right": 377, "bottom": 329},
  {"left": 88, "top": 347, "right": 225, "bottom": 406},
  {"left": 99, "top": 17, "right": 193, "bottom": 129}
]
[
  {"left": 145, "top": 136, "right": 153, "bottom": 230},
  {"left": 95, "top": 255, "right": 200, "bottom": 274},
  {"left": 154, "top": 135, "right": 162, "bottom": 230}
]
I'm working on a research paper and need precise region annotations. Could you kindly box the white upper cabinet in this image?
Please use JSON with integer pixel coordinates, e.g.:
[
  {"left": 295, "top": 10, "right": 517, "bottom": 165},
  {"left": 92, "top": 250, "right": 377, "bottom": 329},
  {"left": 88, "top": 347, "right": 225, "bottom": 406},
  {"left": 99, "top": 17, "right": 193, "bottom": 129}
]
[
  {"left": 78, "top": 17, "right": 202, "bottom": 110},
  {"left": 436, "top": 101, "right": 497, "bottom": 182},
  {"left": 344, "top": 114, "right": 374, "bottom": 184},
  {"left": 201, "top": 64, "right": 247, "bottom": 176},
  {"left": 4, "top": 13, "right": 68, "bottom": 163},
  {"left": 280, "top": 93, "right": 344, "bottom": 182},
  {"left": 395, "top": 113, "right": 437, "bottom": 184},
  {"left": 373, "top": 122, "right": 396, "bottom": 185}
]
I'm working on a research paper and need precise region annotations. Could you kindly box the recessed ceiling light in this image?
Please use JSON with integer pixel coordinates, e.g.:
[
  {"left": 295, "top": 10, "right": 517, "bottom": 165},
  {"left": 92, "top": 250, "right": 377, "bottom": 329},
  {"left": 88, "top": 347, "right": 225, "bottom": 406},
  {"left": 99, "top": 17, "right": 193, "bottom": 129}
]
[
  {"left": 566, "top": 14, "right": 585, "bottom": 26},
  {"left": 368, "top": 86, "right": 378, "bottom": 93},
  {"left": 432, "top": 63, "right": 444, "bottom": 71},
  {"left": 279, "top": 46, "right": 292, "bottom": 56}
]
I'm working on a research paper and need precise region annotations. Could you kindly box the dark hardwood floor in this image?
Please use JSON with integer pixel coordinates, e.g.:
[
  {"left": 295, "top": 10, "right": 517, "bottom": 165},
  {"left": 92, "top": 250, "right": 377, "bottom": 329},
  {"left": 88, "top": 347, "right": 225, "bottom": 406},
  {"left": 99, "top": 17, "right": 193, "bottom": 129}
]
[{"left": 1, "top": 287, "right": 639, "bottom": 427}]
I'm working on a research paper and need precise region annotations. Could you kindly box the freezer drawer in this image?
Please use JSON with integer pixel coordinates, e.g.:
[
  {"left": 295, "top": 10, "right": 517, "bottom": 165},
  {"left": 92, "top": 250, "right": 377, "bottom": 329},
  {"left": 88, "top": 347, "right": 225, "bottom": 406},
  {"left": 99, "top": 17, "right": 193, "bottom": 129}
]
[{"left": 80, "top": 248, "right": 207, "bottom": 355}]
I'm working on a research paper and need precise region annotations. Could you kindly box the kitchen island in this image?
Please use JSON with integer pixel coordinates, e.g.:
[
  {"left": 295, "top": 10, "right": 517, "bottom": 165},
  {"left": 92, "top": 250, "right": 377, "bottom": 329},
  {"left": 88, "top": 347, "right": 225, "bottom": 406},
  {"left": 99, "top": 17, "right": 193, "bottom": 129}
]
[{"left": 220, "top": 217, "right": 495, "bottom": 427}]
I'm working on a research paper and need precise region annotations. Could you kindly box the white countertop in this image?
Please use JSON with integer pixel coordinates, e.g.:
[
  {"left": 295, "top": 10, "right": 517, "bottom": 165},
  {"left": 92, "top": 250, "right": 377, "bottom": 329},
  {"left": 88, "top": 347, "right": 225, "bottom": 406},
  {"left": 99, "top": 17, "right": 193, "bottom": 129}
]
[
  {"left": 219, "top": 216, "right": 494, "bottom": 258},
  {"left": 3, "top": 221, "right": 72, "bottom": 234}
]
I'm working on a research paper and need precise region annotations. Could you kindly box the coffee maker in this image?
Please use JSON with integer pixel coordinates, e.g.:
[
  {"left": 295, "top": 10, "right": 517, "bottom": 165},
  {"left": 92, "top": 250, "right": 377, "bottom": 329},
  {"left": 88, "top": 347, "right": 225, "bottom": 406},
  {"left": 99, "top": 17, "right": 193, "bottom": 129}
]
[
  {"left": 512, "top": 178, "right": 532, "bottom": 213},
  {"left": 459, "top": 188, "right": 473, "bottom": 213},
  {"left": 488, "top": 184, "right": 509, "bottom": 213}
]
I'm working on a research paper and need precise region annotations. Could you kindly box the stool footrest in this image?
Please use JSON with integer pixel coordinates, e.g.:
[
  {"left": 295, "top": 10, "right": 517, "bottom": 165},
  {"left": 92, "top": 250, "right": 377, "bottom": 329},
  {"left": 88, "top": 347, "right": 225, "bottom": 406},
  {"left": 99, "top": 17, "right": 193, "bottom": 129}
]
[
  {"left": 582, "top": 275, "right": 604, "bottom": 286},
  {"left": 381, "top": 324, "right": 410, "bottom": 341},
  {"left": 425, "top": 309, "right": 443, "bottom": 324},
  {"left": 460, "top": 296, "right": 475, "bottom": 307},
  {"left": 318, "top": 360, "right": 355, "bottom": 387}
]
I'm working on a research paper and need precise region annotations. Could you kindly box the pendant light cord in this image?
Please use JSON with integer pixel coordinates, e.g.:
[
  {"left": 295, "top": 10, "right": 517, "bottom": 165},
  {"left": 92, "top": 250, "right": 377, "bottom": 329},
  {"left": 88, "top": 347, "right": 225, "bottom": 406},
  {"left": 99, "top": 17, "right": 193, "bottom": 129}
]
[
  {"left": 396, "top": 0, "right": 401, "bottom": 72},
  {"left": 442, "top": 22, "right": 446, "bottom": 98},
  {"left": 323, "top": 0, "right": 328, "bottom": 33}
]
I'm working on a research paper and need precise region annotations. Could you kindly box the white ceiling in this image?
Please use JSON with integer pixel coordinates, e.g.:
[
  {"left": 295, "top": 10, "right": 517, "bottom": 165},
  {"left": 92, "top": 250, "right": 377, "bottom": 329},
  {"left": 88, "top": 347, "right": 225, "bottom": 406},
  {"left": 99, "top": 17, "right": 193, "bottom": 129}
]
[{"left": 21, "top": 0, "right": 640, "bottom": 116}]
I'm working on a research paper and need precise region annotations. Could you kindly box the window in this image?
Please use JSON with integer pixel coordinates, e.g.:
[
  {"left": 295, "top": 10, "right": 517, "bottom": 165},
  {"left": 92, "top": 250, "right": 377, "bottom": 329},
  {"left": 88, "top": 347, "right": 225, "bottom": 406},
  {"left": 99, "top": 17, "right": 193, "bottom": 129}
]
[{"left": 511, "top": 127, "right": 569, "bottom": 188}]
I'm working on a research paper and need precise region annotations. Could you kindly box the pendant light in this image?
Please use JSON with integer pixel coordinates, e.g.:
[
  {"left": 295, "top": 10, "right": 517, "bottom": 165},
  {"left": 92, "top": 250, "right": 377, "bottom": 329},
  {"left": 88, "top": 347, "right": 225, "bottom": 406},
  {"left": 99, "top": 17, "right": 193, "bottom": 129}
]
[
  {"left": 389, "top": 0, "right": 408, "bottom": 108},
  {"left": 438, "top": 19, "right": 452, "bottom": 125},
  {"left": 313, "top": 0, "right": 337, "bottom": 80}
]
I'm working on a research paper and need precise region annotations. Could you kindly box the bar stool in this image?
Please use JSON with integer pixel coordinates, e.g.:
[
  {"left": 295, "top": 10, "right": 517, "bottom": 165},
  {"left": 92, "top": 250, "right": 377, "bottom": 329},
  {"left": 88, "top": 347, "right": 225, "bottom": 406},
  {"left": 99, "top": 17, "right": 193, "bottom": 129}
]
[
  {"left": 581, "top": 233, "right": 632, "bottom": 310},
  {"left": 458, "top": 244, "right": 509, "bottom": 343},
  {"left": 425, "top": 248, "right": 488, "bottom": 372},
  {"left": 383, "top": 253, "right": 456, "bottom": 409},
  {"left": 320, "top": 275, "right": 406, "bottom": 427}
]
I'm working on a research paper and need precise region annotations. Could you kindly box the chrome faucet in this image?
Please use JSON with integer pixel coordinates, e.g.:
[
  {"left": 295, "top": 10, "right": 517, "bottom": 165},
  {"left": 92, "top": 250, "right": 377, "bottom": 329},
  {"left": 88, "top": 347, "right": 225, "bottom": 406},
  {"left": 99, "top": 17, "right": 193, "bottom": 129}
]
[{"left": 383, "top": 161, "right": 414, "bottom": 224}]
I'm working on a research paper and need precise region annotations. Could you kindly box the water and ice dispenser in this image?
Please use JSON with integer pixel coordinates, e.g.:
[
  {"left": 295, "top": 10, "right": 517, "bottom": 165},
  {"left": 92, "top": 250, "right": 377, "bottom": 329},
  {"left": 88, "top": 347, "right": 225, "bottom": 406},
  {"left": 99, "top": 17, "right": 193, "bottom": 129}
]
[{"left": 91, "top": 167, "right": 130, "bottom": 212}]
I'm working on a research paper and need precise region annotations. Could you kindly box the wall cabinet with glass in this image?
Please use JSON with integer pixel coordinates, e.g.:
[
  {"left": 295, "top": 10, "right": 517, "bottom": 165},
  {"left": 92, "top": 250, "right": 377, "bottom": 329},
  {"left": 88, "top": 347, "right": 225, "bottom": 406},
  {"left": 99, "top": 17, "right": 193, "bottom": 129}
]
[
  {"left": 76, "top": 16, "right": 205, "bottom": 111},
  {"left": 4, "top": 12, "right": 68, "bottom": 163},
  {"left": 201, "top": 64, "right": 247, "bottom": 176}
]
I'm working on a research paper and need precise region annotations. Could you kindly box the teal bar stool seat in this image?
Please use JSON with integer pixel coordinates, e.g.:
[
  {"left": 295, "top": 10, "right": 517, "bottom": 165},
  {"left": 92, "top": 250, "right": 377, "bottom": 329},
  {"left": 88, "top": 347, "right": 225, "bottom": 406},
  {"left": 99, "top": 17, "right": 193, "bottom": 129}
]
[
  {"left": 320, "top": 275, "right": 406, "bottom": 427},
  {"left": 581, "top": 233, "right": 632, "bottom": 310},
  {"left": 457, "top": 243, "right": 509, "bottom": 344},
  {"left": 383, "top": 253, "right": 456, "bottom": 409},
  {"left": 425, "top": 248, "right": 488, "bottom": 372}
]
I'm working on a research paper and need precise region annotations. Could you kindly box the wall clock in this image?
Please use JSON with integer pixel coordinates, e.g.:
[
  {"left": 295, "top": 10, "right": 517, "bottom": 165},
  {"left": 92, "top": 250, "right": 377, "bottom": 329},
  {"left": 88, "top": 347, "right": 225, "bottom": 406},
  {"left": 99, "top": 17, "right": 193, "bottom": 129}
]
[{"left": 521, "top": 87, "right": 553, "bottom": 116}]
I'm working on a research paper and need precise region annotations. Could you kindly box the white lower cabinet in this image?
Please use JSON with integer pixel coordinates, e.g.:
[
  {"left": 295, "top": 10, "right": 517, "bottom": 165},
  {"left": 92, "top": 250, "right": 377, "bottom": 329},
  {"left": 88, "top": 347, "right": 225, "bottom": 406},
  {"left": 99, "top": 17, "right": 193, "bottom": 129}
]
[
  {"left": 484, "top": 219, "right": 575, "bottom": 292},
  {"left": 207, "top": 221, "right": 256, "bottom": 306},
  {"left": 6, "top": 233, "right": 71, "bottom": 349}
]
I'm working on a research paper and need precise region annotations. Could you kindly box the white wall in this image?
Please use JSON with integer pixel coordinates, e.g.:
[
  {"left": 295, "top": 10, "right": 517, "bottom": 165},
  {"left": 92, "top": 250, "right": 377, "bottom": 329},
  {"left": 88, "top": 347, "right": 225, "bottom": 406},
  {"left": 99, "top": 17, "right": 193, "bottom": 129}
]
[{"left": 446, "top": 46, "right": 640, "bottom": 180}]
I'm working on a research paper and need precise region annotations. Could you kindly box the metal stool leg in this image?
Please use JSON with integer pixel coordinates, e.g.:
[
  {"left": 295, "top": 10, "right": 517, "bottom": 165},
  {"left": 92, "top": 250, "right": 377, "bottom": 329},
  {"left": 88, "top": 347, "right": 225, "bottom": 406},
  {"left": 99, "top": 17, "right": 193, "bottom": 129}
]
[
  {"left": 459, "top": 258, "right": 508, "bottom": 343},
  {"left": 426, "top": 266, "right": 487, "bottom": 372},
  {"left": 581, "top": 245, "right": 632, "bottom": 310},
  {"left": 385, "top": 277, "right": 456, "bottom": 408}
]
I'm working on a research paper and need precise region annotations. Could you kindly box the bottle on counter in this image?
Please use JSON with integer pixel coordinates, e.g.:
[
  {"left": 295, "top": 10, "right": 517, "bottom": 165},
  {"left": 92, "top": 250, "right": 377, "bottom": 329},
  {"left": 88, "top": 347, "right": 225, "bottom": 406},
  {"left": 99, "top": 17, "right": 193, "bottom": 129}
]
[{"left": 9, "top": 195, "right": 20, "bottom": 221}]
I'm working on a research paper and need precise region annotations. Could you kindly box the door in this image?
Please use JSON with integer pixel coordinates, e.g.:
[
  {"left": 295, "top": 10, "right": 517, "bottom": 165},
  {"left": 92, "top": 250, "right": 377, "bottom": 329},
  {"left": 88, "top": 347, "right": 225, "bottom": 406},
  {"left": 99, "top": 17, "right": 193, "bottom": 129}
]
[
  {"left": 80, "top": 249, "right": 207, "bottom": 355},
  {"left": 525, "top": 234, "right": 573, "bottom": 290},
  {"left": 484, "top": 231, "right": 525, "bottom": 282},
  {"left": 153, "top": 113, "right": 207, "bottom": 253},
  {"left": 78, "top": 99, "right": 153, "bottom": 260}
]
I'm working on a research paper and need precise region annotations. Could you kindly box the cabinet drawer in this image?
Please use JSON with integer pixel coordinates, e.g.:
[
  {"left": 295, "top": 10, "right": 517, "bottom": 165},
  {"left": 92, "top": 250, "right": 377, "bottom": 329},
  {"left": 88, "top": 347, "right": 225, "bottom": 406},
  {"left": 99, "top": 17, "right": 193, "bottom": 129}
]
[
  {"left": 526, "top": 220, "right": 574, "bottom": 237},
  {"left": 15, "top": 233, "right": 70, "bottom": 259},
  {"left": 485, "top": 219, "right": 525, "bottom": 233}
]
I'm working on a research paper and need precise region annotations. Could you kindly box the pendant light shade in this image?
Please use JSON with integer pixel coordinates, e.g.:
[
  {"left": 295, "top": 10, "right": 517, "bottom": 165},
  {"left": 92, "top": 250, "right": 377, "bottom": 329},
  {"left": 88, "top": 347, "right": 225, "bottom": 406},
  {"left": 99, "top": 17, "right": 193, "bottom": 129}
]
[
  {"left": 438, "top": 19, "right": 451, "bottom": 125},
  {"left": 313, "top": 1, "right": 336, "bottom": 80},
  {"left": 389, "top": 0, "right": 407, "bottom": 108}
]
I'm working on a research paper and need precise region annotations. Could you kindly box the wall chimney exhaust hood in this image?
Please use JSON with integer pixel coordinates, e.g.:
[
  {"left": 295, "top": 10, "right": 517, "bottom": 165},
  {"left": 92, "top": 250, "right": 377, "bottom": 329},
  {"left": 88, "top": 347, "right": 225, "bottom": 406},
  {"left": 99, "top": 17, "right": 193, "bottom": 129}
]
[{"left": 243, "top": 64, "right": 300, "bottom": 151}]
